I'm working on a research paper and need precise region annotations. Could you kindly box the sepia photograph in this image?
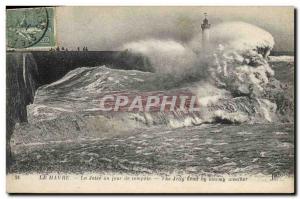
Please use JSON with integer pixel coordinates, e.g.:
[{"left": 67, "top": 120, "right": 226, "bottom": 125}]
[{"left": 5, "top": 5, "right": 295, "bottom": 193}]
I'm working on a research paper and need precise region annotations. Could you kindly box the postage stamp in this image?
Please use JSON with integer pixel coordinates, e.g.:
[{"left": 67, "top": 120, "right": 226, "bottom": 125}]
[
  {"left": 6, "top": 6, "right": 295, "bottom": 194},
  {"left": 6, "top": 7, "right": 55, "bottom": 49}
]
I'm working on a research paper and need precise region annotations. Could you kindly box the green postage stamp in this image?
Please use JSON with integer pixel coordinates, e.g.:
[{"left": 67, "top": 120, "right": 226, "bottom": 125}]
[{"left": 6, "top": 7, "right": 55, "bottom": 49}]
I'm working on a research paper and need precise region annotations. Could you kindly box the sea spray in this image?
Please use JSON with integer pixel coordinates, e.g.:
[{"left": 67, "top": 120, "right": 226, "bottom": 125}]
[
  {"left": 121, "top": 39, "right": 199, "bottom": 74},
  {"left": 11, "top": 22, "right": 294, "bottom": 148}
]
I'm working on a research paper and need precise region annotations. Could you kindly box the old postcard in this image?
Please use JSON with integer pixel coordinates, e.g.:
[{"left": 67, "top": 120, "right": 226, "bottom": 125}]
[{"left": 6, "top": 6, "right": 295, "bottom": 193}]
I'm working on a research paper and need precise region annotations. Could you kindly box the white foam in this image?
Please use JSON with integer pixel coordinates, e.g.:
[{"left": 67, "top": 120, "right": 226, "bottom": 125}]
[{"left": 269, "top": 56, "right": 294, "bottom": 62}]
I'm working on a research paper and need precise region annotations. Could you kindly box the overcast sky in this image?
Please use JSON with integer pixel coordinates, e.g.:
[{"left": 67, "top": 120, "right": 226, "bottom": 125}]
[{"left": 56, "top": 6, "right": 294, "bottom": 51}]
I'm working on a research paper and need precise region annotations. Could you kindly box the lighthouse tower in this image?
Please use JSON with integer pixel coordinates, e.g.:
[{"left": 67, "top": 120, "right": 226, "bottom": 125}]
[{"left": 201, "top": 13, "right": 211, "bottom": 49}]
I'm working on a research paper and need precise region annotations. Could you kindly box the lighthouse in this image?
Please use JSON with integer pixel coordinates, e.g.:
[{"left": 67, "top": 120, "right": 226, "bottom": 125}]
[{"left": 201, "top": 13, "right": 211, "bottom": 49}]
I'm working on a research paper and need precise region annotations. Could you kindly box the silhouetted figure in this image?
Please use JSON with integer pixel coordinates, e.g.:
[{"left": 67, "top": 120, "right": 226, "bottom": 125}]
[
  {"left": 85, "top": 46, "right": 88, "bottom": 51},
  {"left": 56, "top": 46, "right": 60, "bottom": 51},
  {"left": 77, "top": 47, "right": 80, "bottom": 51},
  {"left": 62, "top": 47, "right": 65, "bottom": 51},
  {"left": 65, "top": 48, "right": 68, "bottom": 51}
]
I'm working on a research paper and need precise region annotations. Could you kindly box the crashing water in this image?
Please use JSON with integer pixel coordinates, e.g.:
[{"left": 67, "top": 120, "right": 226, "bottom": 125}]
[
  {"left": 11, "top": 123, "right": 294, "bottom": 176},
  {"left": 9, "top": 22, "right": 294, "bottom": 176}
]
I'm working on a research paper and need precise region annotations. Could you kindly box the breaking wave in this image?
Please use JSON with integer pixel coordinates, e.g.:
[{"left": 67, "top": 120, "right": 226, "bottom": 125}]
[{"left": 11, "top": 22, "right": 294, "bottom": 146}]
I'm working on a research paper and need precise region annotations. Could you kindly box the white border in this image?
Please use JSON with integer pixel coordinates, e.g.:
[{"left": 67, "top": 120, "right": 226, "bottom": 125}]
[
  {"left": 2, "top": 0, "right": 300, "bottom": 6},
  {"left": 1, "top": 0, "right": 299, "bottom": 198}
]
